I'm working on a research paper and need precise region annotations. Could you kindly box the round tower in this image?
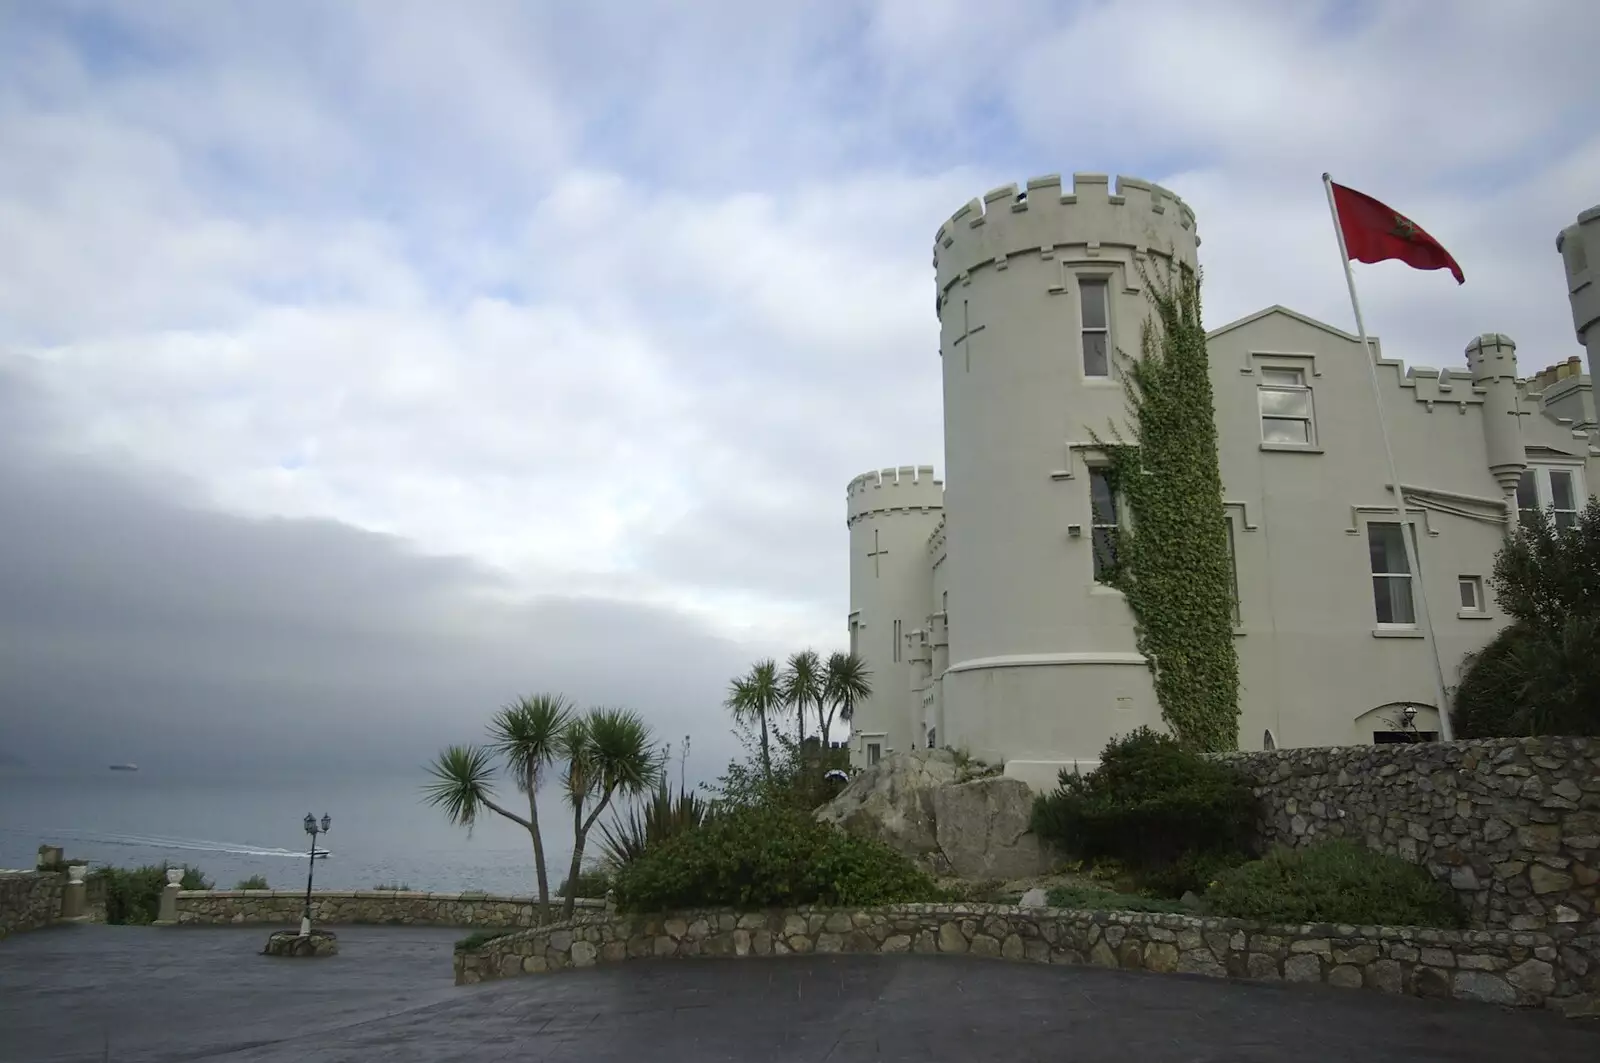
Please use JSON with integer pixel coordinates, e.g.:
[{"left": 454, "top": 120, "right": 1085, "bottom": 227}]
[
  {"left": 1557, "top": 205, "right": 1599, "bottom": 371},
  {"left": 932, "top": 173, "right": 1199, "bottom": 785},
  {"left": 1465, "top": 333, "right": 1526, "bottom": 516},
  {"left": 846, "top": 465, "right": 943, "bottom": 764}
]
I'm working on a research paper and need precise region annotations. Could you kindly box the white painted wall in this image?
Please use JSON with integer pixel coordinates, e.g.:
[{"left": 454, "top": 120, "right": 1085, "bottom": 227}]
[{"left": 846, "top": 173, "right": 1600, "bottom": 786}]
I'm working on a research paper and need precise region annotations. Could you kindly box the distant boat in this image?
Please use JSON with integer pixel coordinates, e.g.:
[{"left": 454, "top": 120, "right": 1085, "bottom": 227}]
[{"left": 108, "top": 764, "right": 139, "bottom": 771}]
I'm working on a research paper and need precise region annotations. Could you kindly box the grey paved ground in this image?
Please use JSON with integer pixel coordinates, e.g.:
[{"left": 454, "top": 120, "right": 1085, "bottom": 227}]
[{"left": 2, "top": 922, "right": 1598, "bottom": 1062}]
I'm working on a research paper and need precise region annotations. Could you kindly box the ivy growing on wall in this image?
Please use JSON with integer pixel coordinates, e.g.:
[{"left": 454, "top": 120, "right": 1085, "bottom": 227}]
[{"left": 1090, "top": 261, "right": 1240, "bottom": 752}]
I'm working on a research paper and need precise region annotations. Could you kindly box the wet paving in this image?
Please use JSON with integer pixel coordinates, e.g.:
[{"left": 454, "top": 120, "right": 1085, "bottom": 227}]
[{"left": 2, "top": 921, "right": 1597, "bottom": 1062}]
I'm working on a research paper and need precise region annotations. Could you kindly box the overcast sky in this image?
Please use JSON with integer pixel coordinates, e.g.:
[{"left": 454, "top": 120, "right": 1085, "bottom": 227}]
[{"left": 0, "top": 1, "right": 1594, "bottom": 779}]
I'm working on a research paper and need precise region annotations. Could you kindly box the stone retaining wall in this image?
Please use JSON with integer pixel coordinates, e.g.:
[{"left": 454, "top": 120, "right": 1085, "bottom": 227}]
[
  {"left": 0, "top": 871, "right": 65, "bottom": 940},
  {"left": 1220, "top": 736, "right": 1600, "bottom": 932},
  {"left": 453, "top": 903, "right": 1600, "bottom": 1016},
  {"left": 174, "top": 889, "right": 605, "bottom": 927}
]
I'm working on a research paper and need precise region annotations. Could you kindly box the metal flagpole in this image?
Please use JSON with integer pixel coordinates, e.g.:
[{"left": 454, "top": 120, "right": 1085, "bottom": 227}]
[{"left": 1321, "top": 173, "right": 1455, "bottom": 741}]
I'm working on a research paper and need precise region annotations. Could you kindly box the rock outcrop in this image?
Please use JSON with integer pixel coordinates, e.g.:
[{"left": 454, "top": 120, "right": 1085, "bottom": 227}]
[
  {"left": 816, "top": 750, "right": 1056, "bottom": 879},
  {"left": 934, "top": 777, "right": 1054, "bottom": 880}
]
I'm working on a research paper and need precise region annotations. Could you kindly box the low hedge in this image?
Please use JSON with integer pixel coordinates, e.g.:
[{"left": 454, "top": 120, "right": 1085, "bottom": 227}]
[
  {"left": 1204, "top": 840, "right": 1464, "bottom": 928},
  {"left": 90, "top": 863, "right": 211, "bottom": 925},
  {"left": 611, "top": 804, "right": 940, "bottom": 913}
]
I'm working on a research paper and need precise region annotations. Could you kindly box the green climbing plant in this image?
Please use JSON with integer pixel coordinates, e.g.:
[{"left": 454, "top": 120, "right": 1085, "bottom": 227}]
[{"left": 1090, "top": 260, "right": 1240, "bottom": 751}]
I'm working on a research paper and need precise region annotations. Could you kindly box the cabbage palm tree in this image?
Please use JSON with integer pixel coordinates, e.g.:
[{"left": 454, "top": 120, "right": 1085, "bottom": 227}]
[
  {"left": 726, "top": 659, "right": 782, "bottom": 777},
  {"left": 822, "top": 651, "right": 872, "bottom": 745},
  {"left": 557, "top": 707, "right": 662, "bottom": 920},
  {"left": 423, "top": 693, "right": 572, "bottom": 924},
  {"left": 782, "top": 649, "right": 823, "bottom": 751}
]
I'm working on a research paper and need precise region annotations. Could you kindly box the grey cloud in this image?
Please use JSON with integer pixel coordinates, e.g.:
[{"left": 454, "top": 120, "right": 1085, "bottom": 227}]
[{"left": 0, "top": 364, "right": 751, "bottom": 781}]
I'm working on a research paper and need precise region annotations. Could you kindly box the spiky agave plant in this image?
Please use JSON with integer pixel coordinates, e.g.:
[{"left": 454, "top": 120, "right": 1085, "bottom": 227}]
[{"left": 597, "top": 779, "right": 710, "bottom": 869}]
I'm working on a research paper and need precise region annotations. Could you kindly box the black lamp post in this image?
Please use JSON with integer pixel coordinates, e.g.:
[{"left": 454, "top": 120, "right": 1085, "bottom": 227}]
[{"left": 300, "top": 813, "right": 330, "bottom": 937}]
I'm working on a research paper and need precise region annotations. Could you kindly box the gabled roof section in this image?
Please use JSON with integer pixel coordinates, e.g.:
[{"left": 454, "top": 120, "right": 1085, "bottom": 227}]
[{"left": 1205, "top": 304, "right": 1368, "bottom": 346}]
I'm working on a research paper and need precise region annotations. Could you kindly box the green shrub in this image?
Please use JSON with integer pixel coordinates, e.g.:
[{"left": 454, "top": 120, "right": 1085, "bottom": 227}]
[
  {"left": 556, "top": 866, "right": 612, "bottom": 899},
  {"left": 455, "top": 929, "right": 513, "bottom": 951},
  {"left": 1205, "top": 840, "right": 1464, "bottom": 928},
  {"left": 1029, "top": 728, "right": 1256, "bottom": 894},
  {"left": 235, "top": 875, "right": 270, "bottom": 890},
  {"left": 90, "top": 863, "right": 212, "bottom": 925},
  {"left": 611, "top": 803, "right": 940, "bottom": 912},
  {"left": 1044, "top": 885, "right": 1190, "bottom": 914}
]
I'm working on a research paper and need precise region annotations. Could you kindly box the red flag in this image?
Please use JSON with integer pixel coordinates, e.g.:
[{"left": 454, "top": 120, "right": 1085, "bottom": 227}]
[{"left": 1330, "top": 181, "right": 1464, "bottom": 285}]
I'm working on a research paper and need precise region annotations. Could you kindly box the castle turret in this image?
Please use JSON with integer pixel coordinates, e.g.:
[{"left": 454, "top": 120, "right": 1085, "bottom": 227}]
[
  {"left": 1466, "top": 333, "right": 1527, "bottom": 516},
  {"left": 846, "top": 466, "right": 943, "bottom": 764},
  {"left": 1557, "top": 206, "right": 1599, "bottom": 372},
  {"left": 932, "top": 173, "right": 1196, "bottom": 783}
]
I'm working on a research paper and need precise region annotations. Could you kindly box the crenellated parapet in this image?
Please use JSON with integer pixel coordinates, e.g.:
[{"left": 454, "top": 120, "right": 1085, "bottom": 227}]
[
  {"left": 847, "top": 465, "right": 943, "bottom": 527},
  {"left": 933, "top": 173, "right": 1199, "bottom": 306}
]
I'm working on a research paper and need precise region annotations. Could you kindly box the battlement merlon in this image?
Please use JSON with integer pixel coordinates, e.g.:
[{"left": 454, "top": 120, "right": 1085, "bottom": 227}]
[
  {"left": 933, "top": 173, "right": 1200, "bottom": 298},
  {"left": 1466, "top": 332, "right": 1519, "bottom": 384},
  {"left": 846, "top": 464, "right": 944, "bottom": 525}
]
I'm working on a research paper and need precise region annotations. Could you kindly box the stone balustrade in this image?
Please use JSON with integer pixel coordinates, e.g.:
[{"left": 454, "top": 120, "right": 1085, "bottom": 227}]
[
  {"left": 174, "top": 889, "right": 606, "bottom": 927},
  {"left": 453, "top": 902, "right": 1600, "bottom": 1017},
  {"left": 0, "top": 870, "right": 67, "bottom": 940}
]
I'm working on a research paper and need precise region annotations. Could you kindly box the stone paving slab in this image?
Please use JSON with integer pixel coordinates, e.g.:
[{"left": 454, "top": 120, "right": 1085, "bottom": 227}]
[{"left": 2, "top": 922, "right": 1598, "bottom": 1062}]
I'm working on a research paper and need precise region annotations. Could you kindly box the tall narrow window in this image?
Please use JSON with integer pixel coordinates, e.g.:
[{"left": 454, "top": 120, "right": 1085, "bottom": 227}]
[
  {"left": 1368, "top": 522, "right": 1416, "bottom": 626},
  {"left": 1225, "top": 517, "right": 1241, "bottom": 625},
  {"left": 1079, "top": 278, "right": 1109, "bottom": 377},
  {"left": 892, "top": 619, "right": 902, "bottom": 662},
  {"left": 848, "top": 618, "right": 859, "bottom": 657},
  {"left": 1089, "top": 467, "right": 1119, "bottom": 582},
  {"left": 1517, "top": 469, "right": 1540, "bottom": 526},
  {"left": 867, "top": 743, "right": 881, "bottom": 766},
  {"left": 941, "top": 590, "right": 948, "bottom": 615},
  {"left": 1258, "top": 368, "right": 1315, "bottom": 445},
  {"left": 1550, "top": 469, "right": 1578, "bottom": 528}
]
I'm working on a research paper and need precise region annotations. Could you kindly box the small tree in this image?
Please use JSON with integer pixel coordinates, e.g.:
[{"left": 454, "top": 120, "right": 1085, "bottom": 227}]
[
  {"left": 556, "top": 708, "right": 662, "bottom": 921},
  {"left": 726, "top": 660, "right": 782, "bottom": 777},
  {"left": 821, "top": 651, "right": 871, "bottom": 745},
  {"left": 423, "top": 693, "right": 572, "bottom": 923},
  {"left": 1455, "top": 499, "right": 1600, "bottom": 737},
  {"left": 783, "top": 649, "right": 824, "bottom": 752}
]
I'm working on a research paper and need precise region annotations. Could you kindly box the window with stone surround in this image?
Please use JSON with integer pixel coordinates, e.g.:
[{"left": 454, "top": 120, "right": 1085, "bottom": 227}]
[
  {"left": 1225, "top": 515, "right": 1241, "bottom": 625},
  {"left": 1089, "top": 466, "right": 1119, "bottom": 582},
  {"left": 1258, "top": 367, "right": 1316, "bottom": 446},
  {"left": 892, "top": 618, "right": 902, "bottom": 662},
  {"left": 1518, "top": 465, "right": 1585, "bottom": 528},
  {"left": 1368, "top": 521, "right": 1415, "bottom": 626},
  {"left": 1079, "top": 277, "right": 1110, "bottom": 377}
]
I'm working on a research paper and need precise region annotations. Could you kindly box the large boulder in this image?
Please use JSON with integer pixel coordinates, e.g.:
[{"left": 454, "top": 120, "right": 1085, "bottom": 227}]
[
  {"left": 933, "top": 777, "right": 1053, "bottom": 880},
  {"left": 814, "top": 749, "right": 959, "bottom": 866},
  {"left": 816, "top": 751, "right": 1056, "bottom": 880}
]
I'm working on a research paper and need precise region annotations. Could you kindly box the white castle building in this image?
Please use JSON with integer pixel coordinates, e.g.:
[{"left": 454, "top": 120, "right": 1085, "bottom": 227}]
[{"left": 845, "top": 175, "right": 1600, "bottom": 790}]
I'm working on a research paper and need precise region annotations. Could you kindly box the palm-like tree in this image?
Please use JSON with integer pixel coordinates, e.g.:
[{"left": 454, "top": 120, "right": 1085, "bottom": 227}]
[
  {"left": 782, "top": 649, "right": 823, "bottom": 751},
  {"left": 822, "top": 651, "right": 872, "bottom": 745},
  {"left": 422, "top": 693, "right": 573, "bottom": 923},
  {"left": 557, "top": 707, "right": 662, "bottom": 920},
  {"left": 725, "top": 659, "right": 782, "bottom": 777}
]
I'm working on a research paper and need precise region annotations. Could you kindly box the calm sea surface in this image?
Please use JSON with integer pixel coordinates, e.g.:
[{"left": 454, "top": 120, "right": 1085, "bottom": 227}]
[{"left": 0, "top": 768, "right": 586, "bottom": 895}]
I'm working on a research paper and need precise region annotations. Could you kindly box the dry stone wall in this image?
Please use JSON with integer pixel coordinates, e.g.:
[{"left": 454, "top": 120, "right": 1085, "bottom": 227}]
[
  {"left": 175, "top": 890, "right": 605, "bottom": 927},
  {"left": 1220, "top": 737, "right": 1600, "bottom": 932},
  {"left": 453, "top": 902, "right": 1598, "bottom": 1016},
  {"left": 0, "top": 871, "right": 65, "bottom": 940}
]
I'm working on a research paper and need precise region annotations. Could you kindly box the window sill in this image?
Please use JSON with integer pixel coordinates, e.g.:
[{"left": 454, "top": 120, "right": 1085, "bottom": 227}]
[
  {"left": 1371, "top": 626, "right": 1424, "bottom": 639},
  {"left": 1457, "top": 609, "right": 1493, "bottom": 620},
  {"left": 1231, "top": 626, "right": 1246, "bottom": 638},
  {"left": 1089, "top": 583, "right": 1125, "bottom": 598},
  {"left": 1259, "top": 443, "right": 1324, "bottom": 454},
  {"left": 1082, "top": 378, "right": 1120, "bottom": 388}
]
